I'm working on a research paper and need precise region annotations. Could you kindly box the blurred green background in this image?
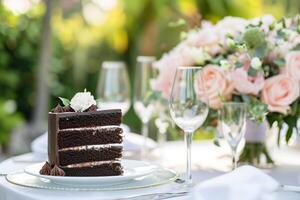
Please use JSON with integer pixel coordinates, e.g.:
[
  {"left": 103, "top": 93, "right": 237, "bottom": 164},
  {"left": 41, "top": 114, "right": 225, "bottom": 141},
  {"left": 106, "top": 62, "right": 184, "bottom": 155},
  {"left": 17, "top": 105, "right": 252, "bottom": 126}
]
[{"left": 0, "top": 0, "right": 299, "bottom": 152}]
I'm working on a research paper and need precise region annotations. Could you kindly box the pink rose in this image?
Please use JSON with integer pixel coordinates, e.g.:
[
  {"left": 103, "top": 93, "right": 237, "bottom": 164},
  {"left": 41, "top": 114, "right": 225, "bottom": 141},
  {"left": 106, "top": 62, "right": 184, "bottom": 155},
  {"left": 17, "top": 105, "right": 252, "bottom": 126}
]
[
  {"left": 250, "top": 15, "right": 275, "bottom": 32},
  {"left": 215, "top": 16, "right": 248, "bottom": 36},
  {"left": 231, "top": 68, "right": 265, "bottom": 95},
  {"left": 152, "top": 44, "right": 194, "bottom": 99},
  {"left": 195, "top": 65, "right": 234, "bottom": 109},
  {"left": 229, "top": 54, "right": 264, "bottom": 95},
  {"left": 261, "top": 75, "right": 299, "bottom": 114},
  {"left": 284, "top": 51, "right": 300, "bottom": 84},
  {"left": 186, "top": 28, "right": 221, "bottom": 55}
]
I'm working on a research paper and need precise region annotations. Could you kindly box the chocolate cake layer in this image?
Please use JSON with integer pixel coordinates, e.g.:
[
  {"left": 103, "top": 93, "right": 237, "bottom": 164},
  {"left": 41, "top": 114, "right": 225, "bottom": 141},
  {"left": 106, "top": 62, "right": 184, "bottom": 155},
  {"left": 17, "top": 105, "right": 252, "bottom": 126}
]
[
  {"left": 58, "top": 146, "right": 123, "bottom": 166},
  {"left": 61, "top": 162, "right": 123, "bottom": 176},
  {"left": 58, "top": 127, "right": 123, "bottom": 149},
  {"left": 58, "top": 109, "right": 122, "bottom": 130}
]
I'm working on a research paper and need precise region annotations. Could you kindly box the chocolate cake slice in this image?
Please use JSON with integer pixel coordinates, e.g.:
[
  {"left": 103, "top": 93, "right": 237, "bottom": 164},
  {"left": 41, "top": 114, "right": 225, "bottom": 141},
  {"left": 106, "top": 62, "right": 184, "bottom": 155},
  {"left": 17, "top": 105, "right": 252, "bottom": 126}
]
[{"left": 48, "top": 108, "right": 124, "bottom": 176}]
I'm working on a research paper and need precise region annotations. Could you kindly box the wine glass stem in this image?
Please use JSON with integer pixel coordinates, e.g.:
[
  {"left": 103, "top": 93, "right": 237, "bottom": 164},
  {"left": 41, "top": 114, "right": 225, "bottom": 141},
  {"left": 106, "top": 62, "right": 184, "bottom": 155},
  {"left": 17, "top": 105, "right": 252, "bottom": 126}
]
[
  {"left": 232, "top": 149, "right": 238, "bottom": 170},
  {"left": 185, "top": 131, "right": 193, "bottom": 184},
  {"left": 158, "top": 130, "right": 167, "bottom": 146},
  {"left": 141, "top": 122, "right": 149, "bottom": 158}
]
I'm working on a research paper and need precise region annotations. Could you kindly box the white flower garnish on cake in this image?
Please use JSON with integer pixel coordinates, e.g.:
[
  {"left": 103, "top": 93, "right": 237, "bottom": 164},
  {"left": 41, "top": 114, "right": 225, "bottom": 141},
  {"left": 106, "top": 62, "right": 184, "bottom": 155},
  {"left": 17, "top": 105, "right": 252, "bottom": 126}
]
[{"left": 70, "top": 90, "right": 96, "bottom": 112}]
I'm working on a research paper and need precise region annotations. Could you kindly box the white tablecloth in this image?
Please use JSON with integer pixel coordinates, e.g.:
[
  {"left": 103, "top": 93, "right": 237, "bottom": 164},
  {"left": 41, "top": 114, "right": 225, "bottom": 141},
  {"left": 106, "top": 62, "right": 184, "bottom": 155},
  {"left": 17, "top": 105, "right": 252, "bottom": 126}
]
[{"left": 0, "top": 141, "right": 300, "bottom": 200}]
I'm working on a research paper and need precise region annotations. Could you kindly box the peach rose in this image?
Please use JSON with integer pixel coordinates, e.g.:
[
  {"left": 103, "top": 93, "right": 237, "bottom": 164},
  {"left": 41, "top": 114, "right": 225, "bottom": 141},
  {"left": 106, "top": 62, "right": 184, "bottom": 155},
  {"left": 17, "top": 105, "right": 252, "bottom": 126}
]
[
  {"left": 195, "top": 65, "right": 234, "bottom": 109},
  {"left": 261, "top": 75, "right": 299, "bottom": 114},
  {"left": 152, "top": 44, "right": 194, "bottom": 99},
  {"left": 231, "top": 68, "right": 265, "bottom": 95},
  {"left": 284, "top": 51, "right": 300, "bottom": 84}
]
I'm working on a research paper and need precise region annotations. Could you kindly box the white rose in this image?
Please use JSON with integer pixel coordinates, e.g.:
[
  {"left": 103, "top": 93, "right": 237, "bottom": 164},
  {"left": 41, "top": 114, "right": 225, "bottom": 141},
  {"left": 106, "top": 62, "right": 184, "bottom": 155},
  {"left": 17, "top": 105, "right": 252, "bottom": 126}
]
[
  {"left": 70, "top": 91, "right": 96, "bottom": 112},
  {"left": 251, "top": 57, "right": 262, "bottom": 70}
]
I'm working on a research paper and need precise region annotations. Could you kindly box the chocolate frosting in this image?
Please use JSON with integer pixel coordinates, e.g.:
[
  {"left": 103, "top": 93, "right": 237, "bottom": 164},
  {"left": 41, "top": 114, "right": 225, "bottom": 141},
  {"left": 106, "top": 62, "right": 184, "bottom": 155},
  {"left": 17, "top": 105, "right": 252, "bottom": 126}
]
[
  {"left": 51, "top": 104, "right": 97, "bottom": 113},
  {"left": 63, "top": 105, "right": 75, "bottom": 112},
  {"left": 85, "top": 104, "right": 98, "bottom": 112},
  {"left": 50, "top": 165, "right": 65, "bottom": 176},
  {"left": 48, "top": 113, "right": 59, "bottom": 166},
  {"left": 39, "top": 161, "right": 51, "bottom": 175},
  {"left": 52, "top": 104, "right": 64, "bottom": 113}
]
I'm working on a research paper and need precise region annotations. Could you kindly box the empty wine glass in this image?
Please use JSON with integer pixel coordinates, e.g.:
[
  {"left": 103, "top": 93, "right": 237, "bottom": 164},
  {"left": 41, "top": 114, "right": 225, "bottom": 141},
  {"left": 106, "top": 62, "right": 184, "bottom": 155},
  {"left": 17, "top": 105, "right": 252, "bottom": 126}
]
[
  {"left": 133, "top": 56, "right": 156, "bottom": 156},
  {"left": 220, "top": 102, "right": 246, "bottom": 170},
  {"left": 97, "top": 61, "right": 131, "bottom": 114},
  {"left": 169, "top": 66, "right": 209, "bottom": 184},
  {"left": 154, "top": 99, "right": 170, "bottom": 146}
]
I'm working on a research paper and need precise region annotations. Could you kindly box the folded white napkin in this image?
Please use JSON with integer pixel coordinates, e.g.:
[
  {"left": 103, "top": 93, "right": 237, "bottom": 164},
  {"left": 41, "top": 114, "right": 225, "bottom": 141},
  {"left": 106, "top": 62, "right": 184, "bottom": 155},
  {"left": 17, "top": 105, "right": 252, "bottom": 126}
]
[
  {"left": 31, "top": 126, "right": 157, "bottom": 155},
  {"left": 189, "top": 166, "right": 279, "bottom": 200}
]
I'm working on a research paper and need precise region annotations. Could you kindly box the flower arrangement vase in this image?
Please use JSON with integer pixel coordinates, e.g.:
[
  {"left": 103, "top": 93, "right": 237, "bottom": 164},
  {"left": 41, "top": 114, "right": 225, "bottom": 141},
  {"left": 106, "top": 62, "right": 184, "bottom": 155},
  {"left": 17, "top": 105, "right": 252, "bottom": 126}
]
[{"left": 239, "top": 119, "right": 274, "bottom": 168}]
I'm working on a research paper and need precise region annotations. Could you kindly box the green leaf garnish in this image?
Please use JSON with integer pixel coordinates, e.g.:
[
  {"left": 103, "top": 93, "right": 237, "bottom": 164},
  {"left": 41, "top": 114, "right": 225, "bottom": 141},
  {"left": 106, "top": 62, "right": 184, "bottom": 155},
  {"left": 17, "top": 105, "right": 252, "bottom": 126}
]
[{"left": 59, "top": 97, "right": 70, "bottom": 106}]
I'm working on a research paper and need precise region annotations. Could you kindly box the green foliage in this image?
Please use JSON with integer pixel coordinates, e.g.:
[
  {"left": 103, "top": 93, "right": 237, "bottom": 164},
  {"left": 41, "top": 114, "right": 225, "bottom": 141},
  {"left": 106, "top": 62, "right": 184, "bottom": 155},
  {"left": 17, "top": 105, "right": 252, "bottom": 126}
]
[
  {"left": 239, "top": 142, "right": 274, "bottom": 165},
  {"left": 244, "top": 96, "right": 268, "bottom": 123},
  {"left": 292, "top": 43, "right": 300, "bottom": 50},
  {"left": 273, "top": 58, "right": 285, "bottom": 68},
  {"left": 0, "top": 4, "right": 43, "bottom": 119},
  {"left": 266, "top": 98, "right": 300, "bottom": 145},
  {"left": 0, "top": 100, "right": 23, "bottom": 147},
  {"left": 242, "top": 28, "right": 268, "bottom": 59},
  {"left": 243, "top": 28, "right": 266, "bottom": 49},
  {"left": 284, "top": 100, "right": 300, "bottom": 143}
]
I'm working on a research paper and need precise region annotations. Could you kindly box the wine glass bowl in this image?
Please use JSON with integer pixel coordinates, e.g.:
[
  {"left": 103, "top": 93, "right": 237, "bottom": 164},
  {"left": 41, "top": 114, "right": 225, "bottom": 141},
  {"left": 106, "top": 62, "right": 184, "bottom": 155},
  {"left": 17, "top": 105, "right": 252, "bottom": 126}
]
[
  {"left": 170, "top": 101, "right": 208, "bottom": 133},
  {"left": 169, "top": 66, "right": 209, "bottom": 184},
  {"left": 220, "top": 102, "right": 246, "bottom": 170},
  {"left": 97, "top": 61, "right": 131, "bottom": 114},
  {"left": 133, "top": 56, "right": 156, "bottom": 123},
  {"left": 133, "top": 56, "right": 156, "bottom": 157}
]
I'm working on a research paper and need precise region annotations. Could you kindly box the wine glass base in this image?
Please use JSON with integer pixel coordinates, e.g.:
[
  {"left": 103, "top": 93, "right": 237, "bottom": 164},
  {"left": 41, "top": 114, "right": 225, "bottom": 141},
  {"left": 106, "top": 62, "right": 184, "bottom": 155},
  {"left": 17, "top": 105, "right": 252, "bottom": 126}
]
[{"left": 177, "top": 176, "right": 195, "bottom": 188}]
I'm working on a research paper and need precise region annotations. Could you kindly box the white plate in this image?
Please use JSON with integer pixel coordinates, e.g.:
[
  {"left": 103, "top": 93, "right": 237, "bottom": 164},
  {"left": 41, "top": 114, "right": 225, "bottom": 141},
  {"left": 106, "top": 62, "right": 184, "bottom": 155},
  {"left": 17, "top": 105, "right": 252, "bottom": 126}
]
[{"left": 24, "top": 160, "right": 158, "bottom": 186}]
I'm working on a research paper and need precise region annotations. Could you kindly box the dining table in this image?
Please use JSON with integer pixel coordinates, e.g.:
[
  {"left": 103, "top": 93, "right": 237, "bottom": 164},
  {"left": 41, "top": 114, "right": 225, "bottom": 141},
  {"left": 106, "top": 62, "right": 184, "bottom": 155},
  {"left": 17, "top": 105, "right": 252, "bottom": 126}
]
[{"left": 0, "top": 140, "right": 300, "bottom": 200}]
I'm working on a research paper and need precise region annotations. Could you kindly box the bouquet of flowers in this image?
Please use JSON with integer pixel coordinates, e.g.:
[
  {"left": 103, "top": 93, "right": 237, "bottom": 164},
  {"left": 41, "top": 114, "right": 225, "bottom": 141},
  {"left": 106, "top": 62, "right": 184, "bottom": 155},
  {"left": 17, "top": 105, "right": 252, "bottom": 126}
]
[{"left": 152, "top": 15, "right": 300, "bottom": 165}]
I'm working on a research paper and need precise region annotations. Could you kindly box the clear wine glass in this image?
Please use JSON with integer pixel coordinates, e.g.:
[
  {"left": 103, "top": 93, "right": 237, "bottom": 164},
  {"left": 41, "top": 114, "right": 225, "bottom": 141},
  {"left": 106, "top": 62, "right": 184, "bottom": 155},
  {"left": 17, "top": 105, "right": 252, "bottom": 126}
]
[
  {"left": 169, "top": 66, "right": 209, "bottom": 184},
  {"left": 154, "top": 99, "right": 170, "bottom": 146},
  {"left": 220, "top": 102, "right": 246, "bottom": 170},
  {"left": 133, "top": 56, "right": 156, "bottom": 157},
  {"left": 97, "top": 61, "right": 131, "bottom": 115}
]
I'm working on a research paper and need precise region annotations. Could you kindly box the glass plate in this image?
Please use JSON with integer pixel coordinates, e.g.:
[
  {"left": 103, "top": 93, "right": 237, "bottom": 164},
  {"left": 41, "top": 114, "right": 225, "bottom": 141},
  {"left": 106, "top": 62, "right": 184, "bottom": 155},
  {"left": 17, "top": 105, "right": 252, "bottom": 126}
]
[
  {"left": 6, "top": 167, "right": 178, "bottom": 191},
  {"left": 24, "top": 160, "right": 158, "bottom": 186}
]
